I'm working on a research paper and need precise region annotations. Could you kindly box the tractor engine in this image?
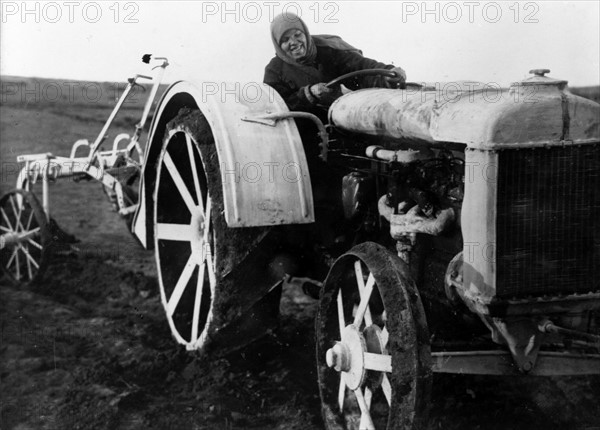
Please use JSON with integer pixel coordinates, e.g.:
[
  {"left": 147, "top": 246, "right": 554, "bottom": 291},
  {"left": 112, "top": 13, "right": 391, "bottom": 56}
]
[{"left": 326, "top": 71, "right": 600, "bottom": 371}]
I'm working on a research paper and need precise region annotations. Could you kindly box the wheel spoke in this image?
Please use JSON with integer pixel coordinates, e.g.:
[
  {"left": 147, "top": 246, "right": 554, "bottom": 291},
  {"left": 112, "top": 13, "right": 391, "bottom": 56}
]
[
  {"left": 21, "top": 245, "right": 33, "bottom": 280},
  {"left": 156, "top": 223, "right": 194, "bottom": 241},
  {"left": 7, "top": 247, "right": 17, "bottom": 268},
  {"left": 354, "top": 388, "right": 375, "bottom": 430},
  {"left": 337, "top": 376, "right": 346, "bottom": 412},
  {"left": 364, "top": 352, "right": 392, "bottom": 373},
  {"left": 1, "top": 207, "right": 14, "bottom": 231},
  {"left": 185, "top": 134, "right": 204, "bottom": 213},
  {"left": 337, "top": 289, "right": 346, "bottom": 336},
  {"left": 25, "top": 208, "right": 35, "bottom": 230},
  {"left": 353, "top": 273, "right": 374, "bottom": 327},
  {"left": 167, "top": 254, "right": 196, "bottom": 316},
  {"left": 354, "top": 261, "right": 373, "bottom": 327},
  {"left": 9, "top": 196, "right": 28, "bottom": 233},
  {"left": 15, "top": 244, "right": 21, "bottom": 280},
  {"left": 191, "top": 261, "right": 206, "bottom": 342},
  {"left": 0, "top": 225, "right": 11, "bottom": 232},
  {"left": 381, "top": 374, "right": 392, "bottom": 406},
  {"left": 354, "top": 261, "right": 365, "bottom": 289},
  {"left": 9, "top": 197, "right": 24, "bottom": 232},
  {"left": 359, "top": 388, "right": 373, "bottom": 429},
  {"left": 23, "top": 227, "right": 40, "bottom": 236},
  {"left": 18, "top": 244, "right": 39, "bottom": 270},
  {"left": 163, "top": 151, "right": 197, "bottom": 213},
  {"left": 27, "top": 238, "right": 42, "bottom": 250}
]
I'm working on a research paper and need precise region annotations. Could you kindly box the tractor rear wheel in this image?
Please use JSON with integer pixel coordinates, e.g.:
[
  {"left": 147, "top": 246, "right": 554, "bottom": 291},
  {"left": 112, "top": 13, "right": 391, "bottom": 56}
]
[
  {"left": 316, "top": 242, "right": 432, "bottom": 429},
  {"left": 0, "top": 189, "right": 50, "bottom": 285},
  {"left": 154, "top": 109, "right": 282, "bottom": 354}
]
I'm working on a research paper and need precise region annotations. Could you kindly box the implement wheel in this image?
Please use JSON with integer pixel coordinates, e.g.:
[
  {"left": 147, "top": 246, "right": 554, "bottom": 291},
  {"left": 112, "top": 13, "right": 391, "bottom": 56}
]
[
  {"left": 0, "top": 189, "right": 50, "bottom": 285},
  {"left": 154, "top": 109, "right": 281, "bottom": 354},
  {"left": 316, "top": 242, "right": 431, "bottom": 429}
]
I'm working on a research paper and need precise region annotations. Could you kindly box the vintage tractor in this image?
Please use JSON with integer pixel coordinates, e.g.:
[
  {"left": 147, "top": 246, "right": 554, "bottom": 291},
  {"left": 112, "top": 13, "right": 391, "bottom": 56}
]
[
  {"left": 2, "top": 57, "right": 598, "bottom": 429},
  {"left": 129, "top": 66, "right": 599, "bottom": 428}
]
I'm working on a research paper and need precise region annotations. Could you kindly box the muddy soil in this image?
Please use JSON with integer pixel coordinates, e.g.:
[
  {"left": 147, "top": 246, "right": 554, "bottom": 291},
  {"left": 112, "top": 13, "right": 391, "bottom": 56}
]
[
  {"left": 1, "top": 78, "right": 599, "bottom": 429},
  {"left": 1, "top": 250, "right": 324, "bottom": 430},
  {"left": 2, "top": 243, "right": 599, "bottom": 430}
]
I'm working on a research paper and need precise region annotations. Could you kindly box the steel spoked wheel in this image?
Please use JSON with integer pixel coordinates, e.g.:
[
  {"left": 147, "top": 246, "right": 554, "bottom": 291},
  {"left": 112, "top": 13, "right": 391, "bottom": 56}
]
[
  {"left": 0, "top": 190, "right": 49, "bottom": 284},
  {"left": 317, "top": 242, "right": 431, "bottom": 429},
  {"left": 155, "top": 118, "right": 216, "bottom": 351},
  {"left": 154, "top": 109, "right": 278, "bottom": 354}
]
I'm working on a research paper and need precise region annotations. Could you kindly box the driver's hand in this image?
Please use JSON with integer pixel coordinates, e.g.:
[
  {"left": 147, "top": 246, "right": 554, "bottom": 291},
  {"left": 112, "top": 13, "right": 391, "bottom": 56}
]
[
  {"left": 309, "top": 83, "right": 333, "bottom": 100},
  {"left": 384, "top": 66, "right": 407, "bottom": 89},
  {"left": 307, "top": 83, "right": 341, "bottom": 105}
]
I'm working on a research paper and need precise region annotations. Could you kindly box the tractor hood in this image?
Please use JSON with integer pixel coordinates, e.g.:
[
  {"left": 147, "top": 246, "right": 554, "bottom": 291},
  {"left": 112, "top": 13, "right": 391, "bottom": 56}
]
[{"left": 328, "top": 70, "right": 599, "bottom": 149}]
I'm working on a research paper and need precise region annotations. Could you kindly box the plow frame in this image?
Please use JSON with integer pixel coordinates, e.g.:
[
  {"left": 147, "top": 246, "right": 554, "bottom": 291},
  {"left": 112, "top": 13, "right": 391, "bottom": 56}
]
[
  {"left": 0, "top": 56, "right": 169, "bottom": 282},
  {"left": 12, "top": 57, "right": 170, "bottom": 223}
]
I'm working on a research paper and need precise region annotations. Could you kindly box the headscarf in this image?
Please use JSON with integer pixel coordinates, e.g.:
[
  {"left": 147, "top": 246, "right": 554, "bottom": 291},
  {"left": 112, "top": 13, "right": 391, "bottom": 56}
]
[
  {"left": 270, "top": 13, "right": 364, "bottom": 83},
  {"left": 270, "top": 13, "right": 317, "bottom": 67}
]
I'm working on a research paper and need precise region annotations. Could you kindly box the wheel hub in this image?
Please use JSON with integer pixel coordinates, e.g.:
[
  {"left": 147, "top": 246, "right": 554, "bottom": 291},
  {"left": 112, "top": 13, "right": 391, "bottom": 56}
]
[
  {"left": 1, "top": 230, "right": 38, "bottom": 249},
  {"left": 326, "top": 342, "right": 351, "bottom": 372},
  {"left": 326, "top": 324, "right": 366, "bottom": 390},
  {"left": 326, "top": 323, "right": 389, "bottom": 391},
  {"left": 1, "top": 232, "right": 20, "bottom": 248},
  {"left": 190, "top": 209, "right": 206, "bottom": 257}
]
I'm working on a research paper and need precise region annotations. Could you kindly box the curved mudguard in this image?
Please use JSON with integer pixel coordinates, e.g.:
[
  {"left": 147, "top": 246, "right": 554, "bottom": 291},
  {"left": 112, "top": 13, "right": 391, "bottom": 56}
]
[{"left": 132, "top": 81, "right": 314, "bottom": 249}]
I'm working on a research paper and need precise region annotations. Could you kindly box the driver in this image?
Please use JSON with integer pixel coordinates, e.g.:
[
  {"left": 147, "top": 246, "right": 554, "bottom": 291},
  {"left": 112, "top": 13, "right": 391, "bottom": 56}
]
[
  {"left": 264, "top": 12, "right": 406, "bottom": 116},
  {"left": 263, "top": 13, "right": 407, "bottom": 275}
]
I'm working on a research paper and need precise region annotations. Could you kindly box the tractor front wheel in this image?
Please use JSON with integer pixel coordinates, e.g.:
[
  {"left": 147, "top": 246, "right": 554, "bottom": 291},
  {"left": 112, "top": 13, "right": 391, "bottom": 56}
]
[{"left": 316, "top": 242, "right": 432, "bottom": 429}]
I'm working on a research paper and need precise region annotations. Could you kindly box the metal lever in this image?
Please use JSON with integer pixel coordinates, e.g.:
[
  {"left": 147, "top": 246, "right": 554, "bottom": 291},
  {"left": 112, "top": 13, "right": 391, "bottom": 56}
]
[
  {"left": 87, "top": 58, "right": 170, "bottom": 167},
  {"left": 241, "top": 111, "right": 330, "bottom": 162}
]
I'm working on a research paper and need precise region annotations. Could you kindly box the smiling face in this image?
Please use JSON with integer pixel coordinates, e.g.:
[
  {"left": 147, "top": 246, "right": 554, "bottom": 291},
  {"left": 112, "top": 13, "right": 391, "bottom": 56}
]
[{"left": 280, "top": 29, "right": 307, "bottom": 60}]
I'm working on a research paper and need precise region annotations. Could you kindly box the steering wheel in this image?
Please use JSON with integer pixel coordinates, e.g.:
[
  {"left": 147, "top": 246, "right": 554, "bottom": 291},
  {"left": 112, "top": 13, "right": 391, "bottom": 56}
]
[{"left": 325, "top": 68, "right": 405, "bottom": 89}]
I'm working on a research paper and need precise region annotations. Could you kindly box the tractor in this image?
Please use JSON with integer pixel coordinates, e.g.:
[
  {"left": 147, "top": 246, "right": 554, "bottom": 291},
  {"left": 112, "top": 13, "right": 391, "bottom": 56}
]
[{"left": 132, "top": 65, "right": 600, "bottom": 429}]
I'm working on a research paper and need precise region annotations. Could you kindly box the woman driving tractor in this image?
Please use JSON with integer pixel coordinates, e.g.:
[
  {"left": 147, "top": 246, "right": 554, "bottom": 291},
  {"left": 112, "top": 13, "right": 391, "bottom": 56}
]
[
  {"left": 264, "top": 12, "right": 406, "bottom": 112},
  {"left": 262, "top": 12, "right": 408, "bottom": 290},
  {"left": 264, "top": 12, "right": 406, "bottom": 163}
]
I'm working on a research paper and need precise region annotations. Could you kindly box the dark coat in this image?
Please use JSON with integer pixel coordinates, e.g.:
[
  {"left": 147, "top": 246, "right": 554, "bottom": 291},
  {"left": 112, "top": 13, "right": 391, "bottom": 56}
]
[{"left": 264, "top": 44, "right": 394, "bottom": 114}]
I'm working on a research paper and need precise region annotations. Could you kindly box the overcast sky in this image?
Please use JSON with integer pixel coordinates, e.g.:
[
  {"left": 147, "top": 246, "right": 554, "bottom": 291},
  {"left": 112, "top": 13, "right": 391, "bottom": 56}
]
[{"left": 1, "top": 1, "right": 599, "bottom": 87}]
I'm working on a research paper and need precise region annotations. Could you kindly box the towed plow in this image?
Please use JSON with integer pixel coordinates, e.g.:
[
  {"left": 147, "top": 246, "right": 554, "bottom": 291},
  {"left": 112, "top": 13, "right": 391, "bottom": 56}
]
[{"left": 0, "top": 56, "right": 169, "bottom": 284}]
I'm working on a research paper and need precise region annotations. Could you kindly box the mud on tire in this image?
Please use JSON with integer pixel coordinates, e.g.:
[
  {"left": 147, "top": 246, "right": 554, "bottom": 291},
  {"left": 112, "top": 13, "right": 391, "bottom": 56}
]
[{"left": 154, "top": 109, "right": 283, "bottom": 355}]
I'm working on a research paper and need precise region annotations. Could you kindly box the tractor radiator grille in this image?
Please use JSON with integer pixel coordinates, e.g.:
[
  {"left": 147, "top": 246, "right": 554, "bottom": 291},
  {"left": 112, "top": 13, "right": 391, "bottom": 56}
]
[{"left": 496, "top": 144, "right": 600, "bottom": 298}]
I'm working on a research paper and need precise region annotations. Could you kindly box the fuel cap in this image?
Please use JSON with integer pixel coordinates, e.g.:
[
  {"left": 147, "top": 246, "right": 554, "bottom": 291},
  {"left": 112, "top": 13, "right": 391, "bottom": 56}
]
[{"left": 512, "top": 69, "right": 568, "bottom": 88}]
